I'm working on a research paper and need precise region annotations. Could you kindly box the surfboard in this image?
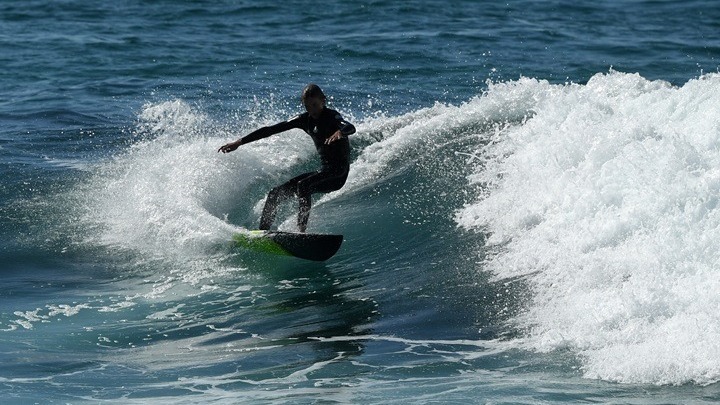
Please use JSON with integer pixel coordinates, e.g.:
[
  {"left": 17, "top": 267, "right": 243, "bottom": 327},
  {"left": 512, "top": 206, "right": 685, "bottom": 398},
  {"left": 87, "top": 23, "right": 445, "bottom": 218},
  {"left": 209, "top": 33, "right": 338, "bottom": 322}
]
[{"left": 232, "top": 230, "right": 343, "bottom": 261}]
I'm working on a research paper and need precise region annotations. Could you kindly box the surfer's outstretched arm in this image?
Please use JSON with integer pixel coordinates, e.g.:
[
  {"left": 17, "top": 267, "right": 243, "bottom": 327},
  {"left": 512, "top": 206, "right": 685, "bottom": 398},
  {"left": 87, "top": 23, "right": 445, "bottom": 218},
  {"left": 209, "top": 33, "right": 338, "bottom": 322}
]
[{"left": 218, "top": 117, "right": 302, "bottom": 153}]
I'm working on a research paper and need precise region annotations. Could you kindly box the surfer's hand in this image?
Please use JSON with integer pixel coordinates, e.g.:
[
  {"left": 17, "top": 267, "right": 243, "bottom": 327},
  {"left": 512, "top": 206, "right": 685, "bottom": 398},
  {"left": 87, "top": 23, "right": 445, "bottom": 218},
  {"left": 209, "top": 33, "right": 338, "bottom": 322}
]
[
  {"left": 325, "top": 130, "right": 343, "bottom": 145},
  {"left": 218, "top": 140, "right": 241, "bottom": 153}
]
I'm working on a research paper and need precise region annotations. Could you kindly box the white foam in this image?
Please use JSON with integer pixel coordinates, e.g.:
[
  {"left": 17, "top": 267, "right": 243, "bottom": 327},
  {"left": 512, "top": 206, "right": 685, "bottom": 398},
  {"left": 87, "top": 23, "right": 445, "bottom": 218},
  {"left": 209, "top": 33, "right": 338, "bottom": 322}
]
[
  {"left": 10, "top": 303, "right": 91, "bottom": 329},
  {"left": 457, "top": 71, "right": 720, "bottom": 385}
]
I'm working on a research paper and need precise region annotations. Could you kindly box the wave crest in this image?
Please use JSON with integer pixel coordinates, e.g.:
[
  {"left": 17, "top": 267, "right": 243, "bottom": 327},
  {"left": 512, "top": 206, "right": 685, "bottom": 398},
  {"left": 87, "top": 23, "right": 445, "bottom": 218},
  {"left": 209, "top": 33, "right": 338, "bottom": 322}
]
[{"left": 457, "top": 71, "right": 720, "bottom": 385}]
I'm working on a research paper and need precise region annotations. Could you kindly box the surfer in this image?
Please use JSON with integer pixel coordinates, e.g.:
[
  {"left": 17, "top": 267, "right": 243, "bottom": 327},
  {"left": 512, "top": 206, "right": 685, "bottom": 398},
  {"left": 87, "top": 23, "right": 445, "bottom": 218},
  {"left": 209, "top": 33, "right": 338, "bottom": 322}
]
[{"left": 218, "top": 84, "right": 356, "bottom": 233}]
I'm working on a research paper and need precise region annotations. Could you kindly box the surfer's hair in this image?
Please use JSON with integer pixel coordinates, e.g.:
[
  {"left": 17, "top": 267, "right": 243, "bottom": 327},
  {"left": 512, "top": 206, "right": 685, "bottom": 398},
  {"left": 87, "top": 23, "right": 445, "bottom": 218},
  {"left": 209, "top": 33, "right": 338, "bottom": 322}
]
[{"left": 301, "top": 83, "right": 326, "bottom": 102}]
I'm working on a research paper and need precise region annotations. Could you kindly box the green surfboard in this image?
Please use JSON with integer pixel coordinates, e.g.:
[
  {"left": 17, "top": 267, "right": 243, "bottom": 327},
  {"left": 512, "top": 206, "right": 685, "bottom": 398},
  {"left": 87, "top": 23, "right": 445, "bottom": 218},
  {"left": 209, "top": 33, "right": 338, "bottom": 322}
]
[{"left": 233, "top": 230, "right": 343, "bottom": 261}]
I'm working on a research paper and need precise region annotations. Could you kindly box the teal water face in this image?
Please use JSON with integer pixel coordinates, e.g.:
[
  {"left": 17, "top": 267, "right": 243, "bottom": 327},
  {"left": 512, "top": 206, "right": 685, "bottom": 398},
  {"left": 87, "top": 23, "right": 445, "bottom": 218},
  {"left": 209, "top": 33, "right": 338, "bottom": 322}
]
[{"left": 2, "top": 0, "right": 720, "bottom": 403}]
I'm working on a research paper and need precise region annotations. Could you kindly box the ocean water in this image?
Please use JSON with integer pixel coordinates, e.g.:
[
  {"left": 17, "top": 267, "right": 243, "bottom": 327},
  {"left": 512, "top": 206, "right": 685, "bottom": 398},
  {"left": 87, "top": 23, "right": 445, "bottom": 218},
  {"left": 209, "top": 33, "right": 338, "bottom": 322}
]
[{"left": 2, "top": 0, "right": 720, "bottom": 403}]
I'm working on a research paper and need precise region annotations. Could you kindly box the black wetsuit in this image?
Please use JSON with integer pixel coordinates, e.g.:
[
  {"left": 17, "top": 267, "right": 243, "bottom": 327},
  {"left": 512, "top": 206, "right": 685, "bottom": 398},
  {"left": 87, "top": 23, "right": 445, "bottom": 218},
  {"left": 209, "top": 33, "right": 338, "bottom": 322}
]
[{"left": 239, "top": 107, "right": 356, "bottom": 231}]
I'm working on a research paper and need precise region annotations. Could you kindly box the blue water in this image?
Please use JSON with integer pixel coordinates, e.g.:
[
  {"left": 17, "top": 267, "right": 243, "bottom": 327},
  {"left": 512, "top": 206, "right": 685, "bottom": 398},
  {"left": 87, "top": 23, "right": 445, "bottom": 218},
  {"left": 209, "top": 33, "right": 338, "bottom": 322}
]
[{"left": 2, "top": 1, "right": 720, "bottom": 403}]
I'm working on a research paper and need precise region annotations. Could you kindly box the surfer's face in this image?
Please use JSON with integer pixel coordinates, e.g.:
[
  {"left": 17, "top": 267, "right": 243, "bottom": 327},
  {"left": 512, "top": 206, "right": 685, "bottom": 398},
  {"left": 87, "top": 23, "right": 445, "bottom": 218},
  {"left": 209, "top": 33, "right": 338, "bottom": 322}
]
[{"left": 303, "top": 96, "right": 324, "bottom": 119}]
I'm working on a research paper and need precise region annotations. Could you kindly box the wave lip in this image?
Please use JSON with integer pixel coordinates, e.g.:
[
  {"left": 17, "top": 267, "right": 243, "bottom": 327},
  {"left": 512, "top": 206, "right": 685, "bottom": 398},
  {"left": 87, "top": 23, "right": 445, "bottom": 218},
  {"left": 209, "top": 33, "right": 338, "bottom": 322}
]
[{"left": 457, "top": 71, "right": 720, "bottom": 385}]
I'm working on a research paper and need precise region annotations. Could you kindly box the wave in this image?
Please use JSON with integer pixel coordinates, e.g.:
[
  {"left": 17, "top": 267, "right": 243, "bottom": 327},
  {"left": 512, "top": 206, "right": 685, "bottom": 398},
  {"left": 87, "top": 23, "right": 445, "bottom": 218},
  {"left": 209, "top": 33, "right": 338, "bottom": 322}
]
[
  {"left": 458, "top": 71, "right": 720, "bottom": 385},
  {"left": 71, "top": 70, "right": 720, "bottom": 386}
]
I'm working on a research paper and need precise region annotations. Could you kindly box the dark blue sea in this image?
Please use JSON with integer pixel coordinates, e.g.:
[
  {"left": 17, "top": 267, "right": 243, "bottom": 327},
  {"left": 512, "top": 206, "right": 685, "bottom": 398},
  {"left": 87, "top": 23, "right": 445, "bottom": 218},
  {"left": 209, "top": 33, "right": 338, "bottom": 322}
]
[{"left": 3, "top": 1, "right": 720, "bottom": 403}]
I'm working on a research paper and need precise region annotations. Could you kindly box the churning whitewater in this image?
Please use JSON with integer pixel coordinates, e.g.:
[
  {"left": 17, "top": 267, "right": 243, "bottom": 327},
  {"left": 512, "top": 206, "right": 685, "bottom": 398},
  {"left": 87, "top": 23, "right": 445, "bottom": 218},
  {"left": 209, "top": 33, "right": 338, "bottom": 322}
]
[
  {"left": 63, "top": 71, "right": 720, "bottom": 388},
  {"left": 458, "top": 71, "right": 720, "bottom": 385}
]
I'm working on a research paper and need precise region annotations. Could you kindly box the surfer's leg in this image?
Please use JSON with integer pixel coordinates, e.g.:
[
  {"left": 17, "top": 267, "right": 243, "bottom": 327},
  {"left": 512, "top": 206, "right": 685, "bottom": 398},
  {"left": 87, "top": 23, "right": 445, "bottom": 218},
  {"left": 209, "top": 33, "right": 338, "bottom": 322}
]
[
  {"left": 296, "top": 171, "right": 348, "bottom": 232},
  {"left": 259, "top": 186, "right": 290, "bottom": 230},
  {"left": 259, "top": 173, "right": 314, "bottom": 230},
  {"left": 297, "top": 196, "right": 311, "bottom": 233}
]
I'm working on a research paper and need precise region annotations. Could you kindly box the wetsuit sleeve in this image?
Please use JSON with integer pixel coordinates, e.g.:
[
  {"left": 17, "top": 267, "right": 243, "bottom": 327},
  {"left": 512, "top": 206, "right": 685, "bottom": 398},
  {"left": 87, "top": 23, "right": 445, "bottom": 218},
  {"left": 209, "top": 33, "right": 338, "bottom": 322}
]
[
  {"left": 336, "top": 115, "right": 356, "bottom": 136},
  {"left": 240, "top": 115, "right": 304, "bottom": 145}
]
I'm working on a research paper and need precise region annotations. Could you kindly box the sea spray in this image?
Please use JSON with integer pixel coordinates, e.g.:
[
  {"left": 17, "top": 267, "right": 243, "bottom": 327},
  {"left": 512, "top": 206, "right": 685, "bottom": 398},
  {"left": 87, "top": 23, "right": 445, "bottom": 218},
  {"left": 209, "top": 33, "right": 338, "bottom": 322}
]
[{"left": 457, "top": 71, "right": 720, "bottom": 385}]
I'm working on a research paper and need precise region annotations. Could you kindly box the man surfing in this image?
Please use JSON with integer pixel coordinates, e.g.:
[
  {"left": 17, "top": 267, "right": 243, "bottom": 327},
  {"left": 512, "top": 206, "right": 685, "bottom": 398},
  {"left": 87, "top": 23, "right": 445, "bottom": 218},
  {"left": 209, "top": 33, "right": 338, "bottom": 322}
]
[{"left": 218, "top": 84, "right": 356, "bottom": 233}]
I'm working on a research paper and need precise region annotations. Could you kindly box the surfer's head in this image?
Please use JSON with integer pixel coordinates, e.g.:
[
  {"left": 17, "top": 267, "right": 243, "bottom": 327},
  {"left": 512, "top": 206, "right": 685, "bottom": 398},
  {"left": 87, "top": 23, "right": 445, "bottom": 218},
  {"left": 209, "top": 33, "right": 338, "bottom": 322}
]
[{"left": 302, "top": 83, "right": 326, "bottom": 119}]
